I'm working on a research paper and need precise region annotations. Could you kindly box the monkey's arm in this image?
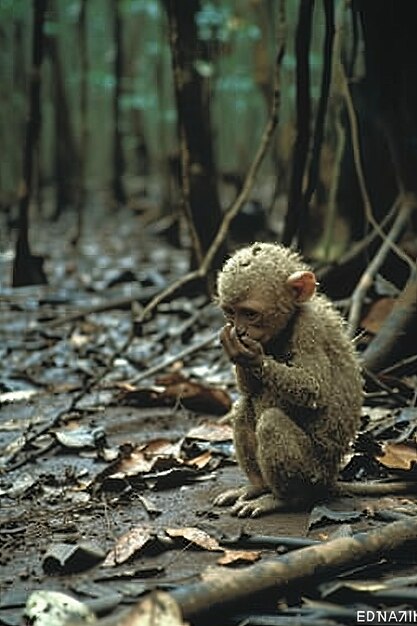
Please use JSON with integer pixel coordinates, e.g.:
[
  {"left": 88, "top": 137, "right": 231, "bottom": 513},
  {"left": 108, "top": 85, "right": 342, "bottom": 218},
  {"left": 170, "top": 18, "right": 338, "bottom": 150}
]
[{"left": 260, "top": 357, "right": 322, "bottom": 409}]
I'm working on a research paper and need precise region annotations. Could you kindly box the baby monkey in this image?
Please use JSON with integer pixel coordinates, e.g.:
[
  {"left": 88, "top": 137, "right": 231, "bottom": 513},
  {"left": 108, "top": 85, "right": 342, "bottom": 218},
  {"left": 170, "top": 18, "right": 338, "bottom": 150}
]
[{"left": 215, "top": 242, "right": 362, "bottom": 517}]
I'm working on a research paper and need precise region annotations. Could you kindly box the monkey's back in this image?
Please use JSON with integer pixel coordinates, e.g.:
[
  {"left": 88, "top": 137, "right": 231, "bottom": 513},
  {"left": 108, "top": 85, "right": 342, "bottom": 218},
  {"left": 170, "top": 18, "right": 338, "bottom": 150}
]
[{"left": 256, "top": 295, "right": 362, "bottom": 476}]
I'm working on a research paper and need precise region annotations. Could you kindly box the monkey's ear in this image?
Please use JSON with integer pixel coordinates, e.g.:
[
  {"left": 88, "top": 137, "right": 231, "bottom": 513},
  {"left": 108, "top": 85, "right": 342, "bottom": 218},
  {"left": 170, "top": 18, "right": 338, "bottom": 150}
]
[{"left": 287, "top": 271, "right": 317, "bottom": 303}]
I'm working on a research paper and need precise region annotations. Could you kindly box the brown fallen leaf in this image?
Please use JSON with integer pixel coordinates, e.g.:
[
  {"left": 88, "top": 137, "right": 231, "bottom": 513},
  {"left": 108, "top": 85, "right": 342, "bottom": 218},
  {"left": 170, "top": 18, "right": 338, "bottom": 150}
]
[
  {"left": 376, "top": 442, "right": 417, "bottom": 471},
  {"left": 186, "top": 421, "right": 233, "bottom": 442},
  {"left": 165, "top": 527, "right": 222, "bottom": 552},
  {"left": 360, "top": 297, "right": 395, "bottom": 334},
  {"left": 102, "top": 525, "right": 154, "bottom": 567},
  {"left": 217, "top": 549, "right": 261, "bottom": 566},
  {"left": 120, "top": 372, "right": 232, "bottom": 415},
  {"left": 187, "top": 450, "right": 213, "bottom": 469},
  {"left": 110, "top": 439, "right": 183, "bottom": 477}
]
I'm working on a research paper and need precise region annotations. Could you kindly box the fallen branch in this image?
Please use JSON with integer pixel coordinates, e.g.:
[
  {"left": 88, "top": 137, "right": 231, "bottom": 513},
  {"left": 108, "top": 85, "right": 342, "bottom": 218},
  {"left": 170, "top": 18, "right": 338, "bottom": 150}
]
[
  {"left": 339, "top": 480, "right": 417, "bottom": 496},
  {"left": 94, "top": 517, "right": 417, "bottom": 625},
  {"left": 361, "top": 263, "right": 417, "bottom": 372}
]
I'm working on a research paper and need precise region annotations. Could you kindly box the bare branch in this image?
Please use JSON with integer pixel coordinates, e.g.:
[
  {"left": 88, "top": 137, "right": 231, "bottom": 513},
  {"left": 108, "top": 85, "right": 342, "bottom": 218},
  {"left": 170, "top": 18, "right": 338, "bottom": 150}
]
[
  {"left": 348, "top": 196, "right": 416, "bottom": 334},
  {"left": 137, "top": 13, "right": 286, "bottom": 324}
]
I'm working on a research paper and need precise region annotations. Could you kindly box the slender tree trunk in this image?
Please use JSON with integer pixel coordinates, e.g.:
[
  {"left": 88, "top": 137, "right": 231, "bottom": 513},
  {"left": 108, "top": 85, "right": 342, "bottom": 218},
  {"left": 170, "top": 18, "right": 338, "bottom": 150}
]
[
  {"left": 282, "top": 0, "right": 314, "bottom": 248},
  {"left": 45, "top": 0, "right": 80, "bottom": 218},
  {"left": 73, "top": 0, "right": 88, "bottom": 244},
  {"left": 112, "top": 0, "right": 126, "bottom": 206},
  {"left": 358, "top": 0, "right": 417, "bottom": 196},
  {"left": 12, "top": 0, "right": 47, "bottom": 287},
  {"left": 126, "top": 19, "right": 150, "bottom": 182},
  {"left": 164, "top": 0, "right": 225, "bottom": 270}
]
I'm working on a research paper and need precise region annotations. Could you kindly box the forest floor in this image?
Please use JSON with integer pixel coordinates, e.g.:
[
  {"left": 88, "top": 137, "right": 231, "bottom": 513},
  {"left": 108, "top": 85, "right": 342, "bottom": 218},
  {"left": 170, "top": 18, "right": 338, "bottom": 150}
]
[{"left": 1, "top": 201, "right": 417, "bottom": 626}]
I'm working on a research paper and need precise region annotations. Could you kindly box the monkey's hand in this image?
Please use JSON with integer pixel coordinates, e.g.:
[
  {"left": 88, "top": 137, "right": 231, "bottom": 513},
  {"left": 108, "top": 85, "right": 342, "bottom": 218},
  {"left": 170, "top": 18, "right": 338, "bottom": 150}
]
[{"left": 220, "top": 323, "right": 263, "bottom": 369}]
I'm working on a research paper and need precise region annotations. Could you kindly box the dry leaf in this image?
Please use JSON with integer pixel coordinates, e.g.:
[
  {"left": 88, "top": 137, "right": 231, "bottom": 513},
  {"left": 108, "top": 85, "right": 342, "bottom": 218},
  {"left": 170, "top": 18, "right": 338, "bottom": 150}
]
[
  {"left": 360, "top": 298, "right": 395, "bottom": 334},
  {"left": 187, "top": 450, "right": 212, "bottom": 469},
  {"left": 111, "top": 439, "right": 182, "bottom": 477},
  {"left": 376, "top": 442, "right": 417, "bottom": 471},
  {"left": 165, "top": 527, "right": 222, "bottom": 552},
  {"left": 102, "top": 526, "right": 154, "bottom": 567},
  {"left": 121, "top": 372, "right": 231, "bottom": 415},
  {"left": 186, "top": 422, "right": 233, "bottom": 442},
  {"left": 217, "top": 549, "right": 261, "bottom": 566}
]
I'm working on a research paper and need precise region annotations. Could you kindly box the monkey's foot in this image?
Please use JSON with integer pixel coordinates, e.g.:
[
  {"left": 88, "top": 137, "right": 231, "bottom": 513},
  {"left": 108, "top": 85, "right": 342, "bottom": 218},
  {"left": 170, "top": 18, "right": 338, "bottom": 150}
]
[
  {"left": 231, "top": 493, "right": 284, "bottom": 518},
  {"left": 214, "top": 485, "right": 268, "bottom": 507}
]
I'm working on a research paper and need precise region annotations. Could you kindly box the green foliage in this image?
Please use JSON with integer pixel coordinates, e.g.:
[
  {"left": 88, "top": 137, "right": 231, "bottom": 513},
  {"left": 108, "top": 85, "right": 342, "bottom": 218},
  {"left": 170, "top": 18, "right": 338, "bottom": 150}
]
[
  {"left": 0, "top": 0, "right": 331, "bottom": 200},
  {"left": 89, "top": 70, "right": 115, "bottom": 92},
  {"left": 44, "top": 19, "right": 60, "bottom": 37},
  {"left": 196, "top": 2, "right": 231, "bottom": 42},
  {"left": 121, "top": 92, "right": 157, "bottom": 111},
  {"left": 217, "top": 74, "right": 254, "bottom": 93},
  {"left": 0, "top": 0, "right": 27, "bottom": 20},
  {"left": 196, "top": 1, "right": 261, "bottom": 43},
  {"left": 194, "top": 59, "right": 215, "bottom": 78},
  {"left": 120, "top": 0, "right": 160, "bottom": 19}
]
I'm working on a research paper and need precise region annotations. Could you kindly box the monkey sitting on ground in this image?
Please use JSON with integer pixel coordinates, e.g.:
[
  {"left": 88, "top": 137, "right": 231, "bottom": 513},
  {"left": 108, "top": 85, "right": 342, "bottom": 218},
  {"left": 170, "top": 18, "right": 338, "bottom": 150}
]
[{"left": 214, "top": 242, "right": 363, "bottom": 517}]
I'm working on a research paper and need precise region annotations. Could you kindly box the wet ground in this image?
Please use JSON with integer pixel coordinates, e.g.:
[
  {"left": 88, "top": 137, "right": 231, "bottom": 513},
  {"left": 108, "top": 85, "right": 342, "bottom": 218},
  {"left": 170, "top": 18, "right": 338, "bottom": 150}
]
[{"left": 1, "top": 205, "right": 417, "bottom": 625}]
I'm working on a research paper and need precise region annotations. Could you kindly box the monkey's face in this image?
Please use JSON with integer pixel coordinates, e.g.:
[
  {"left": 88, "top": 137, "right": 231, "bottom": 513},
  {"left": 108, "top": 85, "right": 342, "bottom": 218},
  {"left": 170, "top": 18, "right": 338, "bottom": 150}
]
[{"left": 220, "top": 294, "right": 282, "bottom": 347}]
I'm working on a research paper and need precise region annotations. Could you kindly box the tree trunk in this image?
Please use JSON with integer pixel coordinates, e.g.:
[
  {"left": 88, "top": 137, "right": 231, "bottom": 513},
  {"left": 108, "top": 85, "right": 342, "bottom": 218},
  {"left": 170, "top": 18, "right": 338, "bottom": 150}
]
[
  {"left": 282, "top": 0, "right": 314, "bottom": 248},
  {"left": 12, "top": 0, "right": 47, "bottom": 287},
  {"left": 112, "top": 0, "right": 126, "bottom": 206},
  {"left": 357, "top": 0, "right": 417, "bottom": 195},
  {"left": 163, "top": 0, "right": 225, "bottom": 270},
  {"left": 46, "top": 1, "right": 80, "bottom": 218},
  {"left": 73, "top": 0, "right": 88, "bottom": 244}
]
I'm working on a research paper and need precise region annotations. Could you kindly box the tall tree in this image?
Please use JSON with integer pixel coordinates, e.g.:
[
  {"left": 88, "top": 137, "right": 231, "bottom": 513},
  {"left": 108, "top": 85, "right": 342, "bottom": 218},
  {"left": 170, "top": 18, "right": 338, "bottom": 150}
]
[
  {"left": 12, "top": 0, "right": 47, "bottom": 287},
  {"left": 46, "top": 19, "right": 80, "bottom": 218},
  {"left": 73, "top": 0, "right": 88, "bottom": 244},
  {"left": 112, "top": 0, "right": 126, "bottom": 206},
  {"left": 163, "top": 0, "right": 225, "bottom": 270}
]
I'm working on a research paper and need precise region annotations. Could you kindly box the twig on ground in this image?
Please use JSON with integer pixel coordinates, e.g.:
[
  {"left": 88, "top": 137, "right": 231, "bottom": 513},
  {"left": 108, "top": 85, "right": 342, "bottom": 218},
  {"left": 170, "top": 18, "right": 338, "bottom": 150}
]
[
  {"left": 380, "top": 354, "right": 417, "bottom": 377},
  {"left": 41, "top": 291, "right": 151, "bottom": 330},
  {"left": 127, "top": 331, "right": 218, "bottom": 385},
  {"left": 363, "top": 367, "right": 411, "bottom": 405},
  {"left": 338, "top": 481, "right": 417, "bottom": 496},
  {"left": 3, "top": 328, "right": 136, "bottom": 472}
]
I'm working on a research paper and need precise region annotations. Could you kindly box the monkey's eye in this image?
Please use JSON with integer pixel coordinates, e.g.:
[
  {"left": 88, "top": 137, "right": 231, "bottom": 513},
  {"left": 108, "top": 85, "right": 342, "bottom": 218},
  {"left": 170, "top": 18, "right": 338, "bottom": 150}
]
[
  {"left": 222, "top": 306, "right": 234, "bottom": 321},
  {"left": 242, "top": 309, "right": 259, "bottom": 322}
]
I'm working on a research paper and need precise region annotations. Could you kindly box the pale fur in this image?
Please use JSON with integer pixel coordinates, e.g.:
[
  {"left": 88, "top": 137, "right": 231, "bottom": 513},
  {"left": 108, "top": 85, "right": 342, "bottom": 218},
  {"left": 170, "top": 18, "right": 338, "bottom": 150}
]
[{"left": 217, "top": 242, "right": 363, "bottom": 504}]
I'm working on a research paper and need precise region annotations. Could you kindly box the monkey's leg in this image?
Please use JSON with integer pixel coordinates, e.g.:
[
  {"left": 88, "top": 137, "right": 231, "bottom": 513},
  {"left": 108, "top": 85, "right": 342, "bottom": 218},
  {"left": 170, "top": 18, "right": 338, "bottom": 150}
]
[
  {"left": 232, "top": 408, "right": 329, "bottom": 518},
  {"left": 214, "top": 399, "right": 269, "bottom": 507}
]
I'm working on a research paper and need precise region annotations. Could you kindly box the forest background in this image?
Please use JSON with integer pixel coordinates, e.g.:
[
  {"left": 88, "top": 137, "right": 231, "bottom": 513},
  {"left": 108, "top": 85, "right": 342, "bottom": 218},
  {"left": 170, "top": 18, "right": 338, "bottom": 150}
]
[{"left": 0, "top": 0, "right": 417, "bottom": 370}]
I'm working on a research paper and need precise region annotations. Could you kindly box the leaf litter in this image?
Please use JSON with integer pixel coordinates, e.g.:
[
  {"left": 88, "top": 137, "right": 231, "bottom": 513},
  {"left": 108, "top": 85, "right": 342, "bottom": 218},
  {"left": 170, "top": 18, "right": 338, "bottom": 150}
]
[{"left": 1, "top": 207, "right": 417, "bottom": 625}]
